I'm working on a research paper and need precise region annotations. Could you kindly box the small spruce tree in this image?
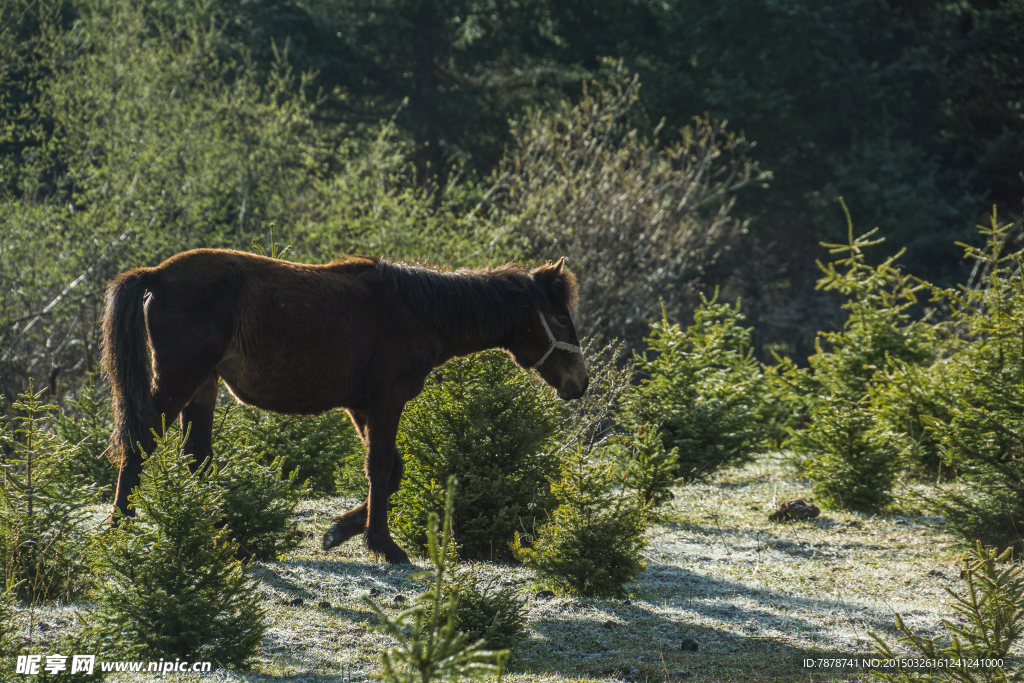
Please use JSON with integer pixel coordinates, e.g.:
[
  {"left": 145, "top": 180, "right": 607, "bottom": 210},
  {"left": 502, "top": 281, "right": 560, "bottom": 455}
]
[
  {"left": 440, "top": 568, "right": 527, "bottom": 651},
  {"left": 629, "top": 296, "right": 771, "bottom": 481},
  {"left": 89, "top": 424, "right": 265, "bottom": 666},
  {"left": 794, "top": 396, "right": 907, "bottom": 512},
  {"left": 925, "top": 209, "right": 1024, "bottom": 553},
  {"left": 393, "top": 350, "right": 561, "bottom": 560},
  {"left": 54, "top": 375, "right": 117, "bottom": 495},
  {"left": 871, "top": 543, "right": 1024, "bottom": 683},
  {"left": 1, "top": 387, "right": 101, "bottom": 602},
  {"left": 214, "top": 405, "right": 364, "bottom": 495},
  {"left": 514, "top": 449, "right": 647, "bottom": 597},
  {"left": 612, "top": 424, "right": 679, "bottom": 511},
  {"left": 365, "top": 477, "right": 507, "bottom": 683}
]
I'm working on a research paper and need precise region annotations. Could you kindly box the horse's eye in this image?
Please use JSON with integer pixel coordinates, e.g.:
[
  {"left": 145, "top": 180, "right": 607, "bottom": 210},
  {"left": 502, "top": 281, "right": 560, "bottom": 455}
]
[{"left": 556, "top": 316, "right": 570, "bottom": 327}]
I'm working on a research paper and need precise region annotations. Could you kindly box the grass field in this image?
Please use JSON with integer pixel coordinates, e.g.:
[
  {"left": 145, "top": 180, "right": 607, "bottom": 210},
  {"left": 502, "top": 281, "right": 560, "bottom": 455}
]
[{"left": 14, "top": 453, "right": 980, "bottom": 682}]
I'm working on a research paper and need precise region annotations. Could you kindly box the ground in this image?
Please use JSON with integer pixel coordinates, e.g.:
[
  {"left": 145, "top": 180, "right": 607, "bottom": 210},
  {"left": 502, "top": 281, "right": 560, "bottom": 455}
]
[{"left": 15, "top": 454, "right": 980, "bottom": 682}]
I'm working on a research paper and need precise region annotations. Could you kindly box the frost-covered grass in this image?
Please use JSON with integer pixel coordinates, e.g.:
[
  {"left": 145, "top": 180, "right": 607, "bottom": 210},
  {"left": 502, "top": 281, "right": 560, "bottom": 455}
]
[{"left": 11, "top": 453, "right": 982, "bottom": 682}]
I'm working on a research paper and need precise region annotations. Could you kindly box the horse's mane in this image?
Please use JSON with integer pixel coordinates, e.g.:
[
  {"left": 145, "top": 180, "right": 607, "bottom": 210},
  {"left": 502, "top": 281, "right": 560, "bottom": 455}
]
[{"left": 375, "top": 260, "right": 571, "bottom": 341}]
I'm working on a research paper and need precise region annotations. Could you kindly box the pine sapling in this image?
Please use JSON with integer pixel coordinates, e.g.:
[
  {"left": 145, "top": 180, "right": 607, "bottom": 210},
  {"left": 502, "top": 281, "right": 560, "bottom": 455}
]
[
  {"left": 88, "top": 423, "right": 265, "bottom": 667},
  {"left": 514, "top": 448, "right": 647, "bottom": 598},
  {"left": 871, "top": 542, "right": 1024, "bottom": 683},
  {"left": 1, "top": 387, "right": 102, "bottom": 602},
  {"left": 365, "top": 476, "right": 507, "bottom": 683}
]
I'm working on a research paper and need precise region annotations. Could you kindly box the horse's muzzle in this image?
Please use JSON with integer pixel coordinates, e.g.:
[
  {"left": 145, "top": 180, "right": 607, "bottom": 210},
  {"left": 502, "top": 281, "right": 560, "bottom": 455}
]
[{"left": 558, "top": 375, "right": 589, "bottom": 401}]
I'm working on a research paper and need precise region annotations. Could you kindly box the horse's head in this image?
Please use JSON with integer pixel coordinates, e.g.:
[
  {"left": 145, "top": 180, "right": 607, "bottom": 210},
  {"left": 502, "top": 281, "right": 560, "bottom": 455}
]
[{"left": 511, "top": 258, "right": 589, "bottom": 400}]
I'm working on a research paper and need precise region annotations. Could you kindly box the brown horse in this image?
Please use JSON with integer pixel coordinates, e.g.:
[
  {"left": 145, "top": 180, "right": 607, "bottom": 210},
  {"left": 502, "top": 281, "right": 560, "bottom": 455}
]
[{"left": 101, "top": 249, "right": 588, "bottom": 563}]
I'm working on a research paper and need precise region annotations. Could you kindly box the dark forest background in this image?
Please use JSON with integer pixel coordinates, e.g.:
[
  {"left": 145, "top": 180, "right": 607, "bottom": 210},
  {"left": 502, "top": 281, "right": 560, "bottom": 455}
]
[{"left": 2, "top": 0, "right": 1022, "bottom": 404}]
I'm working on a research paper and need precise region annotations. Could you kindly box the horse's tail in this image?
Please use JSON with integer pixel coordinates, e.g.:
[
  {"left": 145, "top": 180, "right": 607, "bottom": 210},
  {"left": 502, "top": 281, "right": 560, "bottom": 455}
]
[{"left": 101, "top": 268, "right": 156, "bottom": 466}]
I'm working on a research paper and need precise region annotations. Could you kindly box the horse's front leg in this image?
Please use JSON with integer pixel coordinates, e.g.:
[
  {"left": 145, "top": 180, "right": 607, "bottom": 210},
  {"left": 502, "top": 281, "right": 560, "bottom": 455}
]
[
  {"left": 322, "top": 408, "right": 409, "bottom": 563},
  {"left": 364, "top": 406, "right": 409, "bottom": 564}
]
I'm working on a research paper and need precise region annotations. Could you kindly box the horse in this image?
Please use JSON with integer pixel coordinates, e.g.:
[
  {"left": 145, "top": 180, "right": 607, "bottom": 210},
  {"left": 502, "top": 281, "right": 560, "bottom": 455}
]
[{"left": 101, "top": 249, "right": 588, "bottom": 563}]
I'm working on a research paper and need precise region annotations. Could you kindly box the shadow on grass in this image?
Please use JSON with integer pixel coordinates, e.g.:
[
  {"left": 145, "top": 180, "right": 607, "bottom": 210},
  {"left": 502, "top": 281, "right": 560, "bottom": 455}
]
[{"left": 510, "top": 561, "right": 901, "bottom": 682}]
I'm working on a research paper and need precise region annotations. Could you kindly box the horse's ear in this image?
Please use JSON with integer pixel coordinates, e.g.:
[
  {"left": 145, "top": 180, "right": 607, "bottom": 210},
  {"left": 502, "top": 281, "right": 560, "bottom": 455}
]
[{"left": 533, "top": 258, "right": 577, "bottom": 308}]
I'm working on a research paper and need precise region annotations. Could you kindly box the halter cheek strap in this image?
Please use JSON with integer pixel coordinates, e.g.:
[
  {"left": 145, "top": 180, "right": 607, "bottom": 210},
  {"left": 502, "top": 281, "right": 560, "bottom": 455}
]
[{"left": 531, "top": 311, "right": 586, "bottom": 369}]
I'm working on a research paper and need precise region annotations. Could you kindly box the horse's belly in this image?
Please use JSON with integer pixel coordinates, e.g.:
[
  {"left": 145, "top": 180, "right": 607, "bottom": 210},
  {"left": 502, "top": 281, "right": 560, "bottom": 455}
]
[{"left": 216, "top": 352, "right": 360, "bottom": 415}]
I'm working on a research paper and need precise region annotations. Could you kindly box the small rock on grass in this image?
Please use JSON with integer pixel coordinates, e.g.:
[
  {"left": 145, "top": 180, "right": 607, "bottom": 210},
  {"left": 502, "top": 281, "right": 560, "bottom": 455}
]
[
  {"left": 317, "top": 600, "right": 331, "bottom": 609},
  {"left": 535, "top": 590, "right": 555, "bottom": 599},
  {"left": 602, "top": 620, "right": 616, "bottom": 628},
  {"left": 681, "top": 638, "right": 699, "bottom": 652},
  {"left": 282, "top": 597, "right": 304, "bottom": 607},
  {"left": 393, "top": 595, "right": 407, "bottom": 604}
]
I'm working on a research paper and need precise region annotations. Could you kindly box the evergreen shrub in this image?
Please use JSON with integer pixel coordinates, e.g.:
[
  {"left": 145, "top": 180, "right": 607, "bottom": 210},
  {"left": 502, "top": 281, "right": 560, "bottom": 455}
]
[
  {"left": 778, "top": 202, "right": 945, "bottom": 496},
  {"left": 0, "top": 583, "right": 19, "bottom": 678},
  {"left": 612, "top": 424, "right": 679, "bottom": 511},
  {"left": 871, "top": 543, "right": 1024, "bottom": 683},
  {"left": 214, "top": 405, "right": 363, "bottom": 496},
  {"left": 629, "top": 296, "right": 771, "bottom": 481},
  {"left": 366, "top": 477, "right": 507, "bottom": 683},
  {"left": 54, "top": 376, "right": 117, "bottom": 496},
  {"left": 392, "top": 350, "right": 561, "bottom": 560},
  {"left": 441, "top": 568, "right": 527, "bottom": 651},
  {"left": 794, "top": 396, "right": 907, "bottom": 512},
  {"left": 514, "top": 449, "right": 647, "bottom": 597},
  {"left": 1, "top": 388, "right": 101, "bottom": 602},
  {"left": 89, "top": 424, "right": 265, "bottom": 667},
  {"left": 215, "top": 422, "right": 308, "bottom": 561},
  {"left": 924, "top": 210, "right": 1024, "bottom": 553}
]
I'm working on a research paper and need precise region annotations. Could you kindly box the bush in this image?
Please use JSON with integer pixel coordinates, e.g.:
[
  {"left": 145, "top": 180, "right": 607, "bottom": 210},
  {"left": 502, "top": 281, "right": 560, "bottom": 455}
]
[
  {"left": 491, "top": 61, "right": 770, "bottom": 346},
  {"left": 215, "top": 414, "right": 308, "bottom": 561},
  {"left": 54, "top": 376, "right": 117, "bottom": 496},
  {"left": 514, "top": 448, "right": 647, "bottom": 598},
  {"left": 89, "top": 424, "right": 265, "bottom": 666},
  {"left": 214, "top": 405, "right": 363, "bottom": 496},
  {"left": 1, "top": 388, "right": 101, "bottom": 602},
  {"left": 392, "top": 350, "right": 562, "bottom": 560},
  {"left": 794, "top": 396, "right": 907, "bottom": 512},
  {"left": 366, "top": 477, "right": 507, "bottom": 683},
  {"left": 441, "top": 568, "right": 527, "bottom": 651},
  {"left": 629, "top": 295, "right": 771, "bottom": 481},
  {"left": 611, "top": 425, "right": 679, "bottom": 512},
  {"left": 871, "top": 543, "right": 1024, "bottom": 683},
  {"left": 0, "top": 582, "right": 19, "bottom": 679},
  {"left": 924, "top": 210, "right": 1024, "bottom": 552}
]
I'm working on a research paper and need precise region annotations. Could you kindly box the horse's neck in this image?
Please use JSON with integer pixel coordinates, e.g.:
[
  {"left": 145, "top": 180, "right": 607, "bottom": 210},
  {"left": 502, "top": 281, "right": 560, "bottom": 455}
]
[{"left": 439, "top": 318, "right": 516, "bottom": 360}]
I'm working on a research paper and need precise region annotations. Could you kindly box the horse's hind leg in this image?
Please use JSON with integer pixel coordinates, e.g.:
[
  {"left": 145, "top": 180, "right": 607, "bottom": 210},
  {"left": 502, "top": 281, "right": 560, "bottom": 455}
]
[{"left": 181, "top": 373, "right": 219, "bottom": 474}]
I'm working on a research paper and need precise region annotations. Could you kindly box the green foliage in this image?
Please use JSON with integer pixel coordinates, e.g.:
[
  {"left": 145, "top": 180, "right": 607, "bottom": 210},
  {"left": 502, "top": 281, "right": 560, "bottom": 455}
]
[
  {"left": 439, "top": 568, "right": 527, "bottom": 651},
  {"left": 780, "top": 202, "right": 945, "bottom": 497},
  {"left": 514, "top": 449, "right": 647, "bottom": 598},
  {"left": 924, "top": 210, "right": 1024, "bottom": 553},
  {"left": 611, "top": 425, "right": 679, "bottom": 512},
  {"left": 806, "top": 201, "right": 938, "bottom": 401},
  {"left": 491, "top": 64, "right": 770, "bottom": 345},
  {"left": 870, "top": 543, "right": 1024, "bottom": 683},
  {"left": 365, "top": 477, "right": 507, "bottom": 683},
  {"left": 215, "top": 409, "right": 308, "bottom": 561},
  {"left": 54, "top": 376, "right": 116, "bottom": 496},
  {"left": 89, "top": 424, "right": 265, "bottom": 667},
  {"left": 214, "top": 405, "right": 363, "bottom": 496},
  {"left": 794, "top": 396, "right": 907, "bottom": 512},
  {"left": 630, "top": 295, "right": 771, "bottom": 481},
  {"left": 393, "top": 350, "right": 561, "bottom": 560},
  {"left": 0, "top": 388, "right": 101, "bottom": 602},
  {"left": 0, "top": 582, "right": 19, "bottom": 678}
]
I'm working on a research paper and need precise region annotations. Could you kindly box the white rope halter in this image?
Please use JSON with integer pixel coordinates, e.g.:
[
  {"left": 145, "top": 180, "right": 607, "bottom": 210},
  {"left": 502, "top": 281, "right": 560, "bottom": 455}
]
[{"left": 531, "top": 311, "right": 586, "bottom": 369}]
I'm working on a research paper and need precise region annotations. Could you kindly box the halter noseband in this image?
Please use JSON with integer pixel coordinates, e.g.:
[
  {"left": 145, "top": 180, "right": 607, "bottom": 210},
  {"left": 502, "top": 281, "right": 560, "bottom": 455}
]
[{"left": 531, "top": 311, "right": 586, "bottom": 369}]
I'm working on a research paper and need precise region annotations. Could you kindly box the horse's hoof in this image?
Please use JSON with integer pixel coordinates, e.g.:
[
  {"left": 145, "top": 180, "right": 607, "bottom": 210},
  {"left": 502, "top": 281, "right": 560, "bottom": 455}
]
[
  {"left": 322, "top": 528, "right": 342, "bottom": 552},
  {"left": 385, "top": 546, "right": 411, "bottom": 565}
]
